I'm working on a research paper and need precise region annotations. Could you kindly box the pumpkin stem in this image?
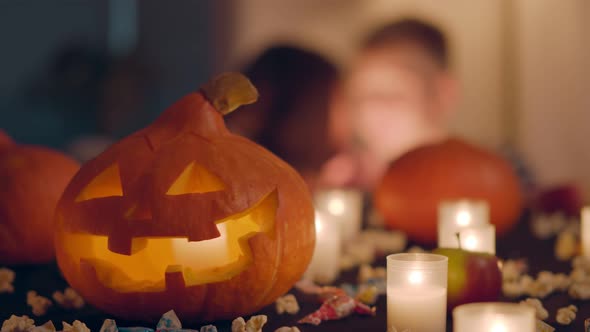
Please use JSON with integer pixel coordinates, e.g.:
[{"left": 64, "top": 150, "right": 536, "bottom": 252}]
[{"left": 200, "top": 72, "right": 259, "bottom": 115}]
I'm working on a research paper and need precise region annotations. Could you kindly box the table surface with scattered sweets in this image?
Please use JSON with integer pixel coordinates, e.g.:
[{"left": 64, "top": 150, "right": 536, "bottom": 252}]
[{"left": 0, "top": 213, "right": 587, "bottom": 332}]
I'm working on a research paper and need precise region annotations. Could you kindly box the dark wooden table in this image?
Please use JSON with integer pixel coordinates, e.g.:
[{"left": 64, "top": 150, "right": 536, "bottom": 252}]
[{"left": 0, "top": 214, "right": 585, "bottom": 331}]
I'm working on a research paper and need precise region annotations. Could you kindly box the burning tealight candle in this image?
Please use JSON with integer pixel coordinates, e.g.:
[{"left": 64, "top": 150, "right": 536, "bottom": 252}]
[
  {"left": 304, "top": 210, "right": 341, "bottom": 283},
  {"left": 453, "top": 303, "right": 535, "bottom": 332},
  {"left": 582, "top": 207, "right": 590, "bottom": 258},
  {"left": 387, "top": 253, "right": 448, "bottom": 332},
  {"left": 314, "top": 189, "right": 363, "bottom": 242},
  {"left": 438, "top": 200, "right": 490, "bottom": 248},
  {"left": 458, "top": 224, "right": 496, "bottom": 254}
]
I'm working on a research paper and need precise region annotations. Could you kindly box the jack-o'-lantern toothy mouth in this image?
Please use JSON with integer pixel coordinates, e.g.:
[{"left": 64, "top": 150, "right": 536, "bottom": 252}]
[{"left": 59, "top": 190, "right": 277, "bottom": 293}]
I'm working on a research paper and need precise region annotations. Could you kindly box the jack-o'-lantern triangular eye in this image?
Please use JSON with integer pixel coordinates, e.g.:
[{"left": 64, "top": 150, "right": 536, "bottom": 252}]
[
  {"left": 76, "top": 163, "right": 123, "bottom": 202},
  {"left": 166, "top": 161, "right": 225, "bottom": 195}
]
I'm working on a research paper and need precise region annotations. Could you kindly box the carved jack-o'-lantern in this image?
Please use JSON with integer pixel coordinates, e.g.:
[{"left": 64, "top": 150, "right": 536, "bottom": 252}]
[{"left": 54, "top": 73, "right": 315, "bottom": 322}]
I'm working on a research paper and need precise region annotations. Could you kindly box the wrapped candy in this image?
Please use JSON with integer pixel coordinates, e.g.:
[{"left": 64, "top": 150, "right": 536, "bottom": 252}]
[
  {"left": 198, "top": 326, "right": 217, "bottom": 332},
  {"left": 157, "top": 311, "right": 181, "bottom": 330},
  {"left": 298, "top": 295, "right": 375, "bottom": 325},
  {"left": 120, "top": 328, "right": 155, "bottom": 332},
  {"left": 356, "top": 285, "right": 378, "bottom": 305}
]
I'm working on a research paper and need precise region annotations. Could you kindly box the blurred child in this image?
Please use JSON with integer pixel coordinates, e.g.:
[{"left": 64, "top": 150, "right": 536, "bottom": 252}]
[
  {"left": 321, "top": 18, "right": 459, "bottom": 191},
  {"left": 226, "top": 46, "right": 339, "bottom": 190}
]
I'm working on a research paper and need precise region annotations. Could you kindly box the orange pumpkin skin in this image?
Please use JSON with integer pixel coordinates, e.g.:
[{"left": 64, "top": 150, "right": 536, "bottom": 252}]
[
  {"left": 0, "top": 134, "right": 80, "bottom": 264},
  {"left": 54, "top": 81, "right": 315, "bottom": 322},
  {"left": 375, "top": 138, "right": 523, "bottom": 244}
]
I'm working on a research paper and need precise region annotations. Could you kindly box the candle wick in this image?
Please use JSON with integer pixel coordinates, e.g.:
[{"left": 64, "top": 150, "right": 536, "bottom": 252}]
[{"left": 455, "top": 232, "right": 462, "bottom": 250}]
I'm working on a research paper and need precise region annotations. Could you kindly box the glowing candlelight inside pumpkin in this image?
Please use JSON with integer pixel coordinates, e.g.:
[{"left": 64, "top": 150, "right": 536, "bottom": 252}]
[
  {"left": 304, "top": 210, "right": 341, "bottom": 283},
  {"left": 438, "top": 200, "right": 489, "bottom": 248},
  {"left": 453, "top": 303, "right": 535, "bottom": 332},
  {"left": 314, "top": 189, "right": 363, "bottom": 243}
]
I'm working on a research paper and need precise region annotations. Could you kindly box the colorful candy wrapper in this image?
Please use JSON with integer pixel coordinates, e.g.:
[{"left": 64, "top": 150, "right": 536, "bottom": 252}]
[
  {"left": 339, "top": 283, "right": 358, "bottom": 297},
  {"left": 157, "top": 310, "right": 181, "bottom": 330},
  {"left": 298, "top": 294, "right": 376, "bottom": 325},
  {"left": 365, "top": 277, "right": 386, "bottom": 295},
  {"left": 32, "top": 321, "right": 56, "bottom": 332},
  {"left": 199, "top": 326, "right": 217, "bottom": 332},
  {"left": 536, "top": 319, "right": 555, "bottom": 332},
  {"left": 356, "top": 285, "right": 379, "bottom": 305},
  {"left": 120, "top": 328, "right": 155, "bottom": 332}
]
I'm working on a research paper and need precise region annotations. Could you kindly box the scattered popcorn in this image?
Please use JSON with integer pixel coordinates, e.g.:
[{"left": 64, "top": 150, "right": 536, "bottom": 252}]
[
  {"left": 358, "top": 264, "right": 386, "bottom": 284},
  {"left": 245, "top": 315, "right": 267, "bottom": 332},
  {"left": 531, "top": 213, "right": 568, "bottom": 239},
  {"left": 275, "top": 294, "right": 299, "bottom": 315},
  {"left": 503, "top": 280, "right": 525, "bottom": 298},
  {"left": 157, "top": 310, "right": 181, "bottom": 330},
  {"left": 585, "top": 318, "right": 590, "bottom": 331},
  {"left": 570, "top": 267, "right": 589, "bottom": 283},
  {"left": 62, "top": 321, "right": 89, "bottom": 332},
  {"left": 527, "top": 280, "right": 554, "bottom": 298},
  {"left": 26, "top": 291, "right": 52, "bottom": 316},
  {"left": 568, "top": 281, "right": 590, "bottom": 299},
  {"left": 99, "top": 319, "right": 117, "bottom": 332},
  {"left": 1, "top": 315, "right": 35, "bottom": 332},
  {"left": 535, "top": 319, "right": 555, "bottom": 332},
  {"left": 0, "top": 268, "right": 15, "bottom": 293},
  {"left": 555, "top": 231, "right": 577, "bottom": 261},
  {"left": 344, "top": 242, "right": 376, "bottom": 265},
  {"left": 501, "top": 259, "right": 527, "bottom": 282},
  {"left": 556, "top": 305, "right": 577, "bottom": 325},
  {"left": 199, "top": 325, "right": 217, "bottom": 332},
  {"left": 231, "top": 317, "right": 246, "bottom": 332},
  {"left": 520, "top": 298, "right": 549, "bottom": 320},
  {"left": 406, "top": 246, "right": 426, "bottom": 254},
  {"left": 551, "top": 273, "right": 571, "bottom": 291},
  {"left": 274, "top": 327, "right": 300, "bottom": 332},
  {"left": 231, "top": 316, "right": 267, "bottom": 332},
  {"left": 52, "top": 288, "right": 84, "bottom": 309},
  {"left": 31, "top": 321, "right": 55, "bottom": 332}
]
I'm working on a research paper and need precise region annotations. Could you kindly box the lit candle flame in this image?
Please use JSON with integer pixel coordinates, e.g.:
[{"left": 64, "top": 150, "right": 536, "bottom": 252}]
[
  {"left": 490, "top": 321, "right": 507, "bottom": 332},
  {"left": 463, "top": 234, "right": 478, "bottom": 250},
  {"left": 456, "top": 210, "right": 471, "bottom": 226},
  {"left": 327, "top": 198, "right": 345, "bottom": 216},
  {"left": 408, "top": 271, "right": 423, "bottom": 285}
]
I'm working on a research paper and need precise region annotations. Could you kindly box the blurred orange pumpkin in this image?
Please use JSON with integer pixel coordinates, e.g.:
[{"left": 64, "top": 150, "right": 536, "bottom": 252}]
[
  {"left": 374, "top": 138, "right": 523, "bottom": 244},
  {"left": 54, "top": 73, "right": 315, "bottom": 322},
  {"left": 0, "top": 133, "right": 80, "bottom": 264}
]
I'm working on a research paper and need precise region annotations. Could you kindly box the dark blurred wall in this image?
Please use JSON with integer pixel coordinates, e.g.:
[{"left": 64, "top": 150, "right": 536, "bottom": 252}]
[{"left": 0, "top": 0, "right": 215, "bottom": 149}]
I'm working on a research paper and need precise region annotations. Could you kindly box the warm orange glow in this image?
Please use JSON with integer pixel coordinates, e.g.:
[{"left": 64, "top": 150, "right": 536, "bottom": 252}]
[
  {"left": 76, "top": 164, "right": 123, "bottom": 202},
  {"left": 166, "top": 161, "right": 226, "bottom": 195},
  {"left": 61, "top": 190, "right": 277, "bottom": 292}
]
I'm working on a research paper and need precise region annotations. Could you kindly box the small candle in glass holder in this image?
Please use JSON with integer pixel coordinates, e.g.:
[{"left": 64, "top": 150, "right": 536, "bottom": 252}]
[
  {"left": 438, "top": 199, "right": 489, "bottom": 248},
  {"left": 304, "top": 210, "right": 341, "bottom": 283},
  {"left": 387, "top": 253, "right": 448, "bottom": 332},
  {"left": 582, "top": 206, "right": 590, "bottom": 257},
  {"left": 453, "top": 302, "right": 535, "bottom": 332},
  {"left": 458, "top": 224, "right": 496, "bottom": 254},
  {"left": 314, "top": 188, "right": 363, "bottom": 242}
]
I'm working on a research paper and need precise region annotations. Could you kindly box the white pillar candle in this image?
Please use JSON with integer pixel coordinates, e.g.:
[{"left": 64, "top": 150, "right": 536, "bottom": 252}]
[
  {"left": 304, "top": 210, "right": 341, "bottom": 283},
  {"left": 458, "top": 224, "right": 496, "bottom": 254},
  {"left": 453, "top": 303, "right": 535, "bottom": 332},
  {"left": 582, "top": 206, "right": 590, "bottom": 258},
  {"left": 314, "top": 188, "right": 363, "bottom": 243},
  {"left": 387, "top": 253, "right": 448, "bottom": 332},
  {"left": 438, "top": 200, "right": 490, "bottom": 248}
]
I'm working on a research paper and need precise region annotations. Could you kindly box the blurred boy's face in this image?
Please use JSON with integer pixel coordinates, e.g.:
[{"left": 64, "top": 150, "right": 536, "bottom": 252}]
[{"left": 345, "top": 44, "right": 453, "bottom": 161}]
